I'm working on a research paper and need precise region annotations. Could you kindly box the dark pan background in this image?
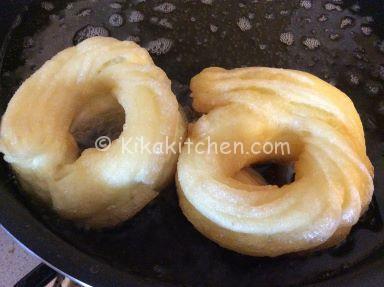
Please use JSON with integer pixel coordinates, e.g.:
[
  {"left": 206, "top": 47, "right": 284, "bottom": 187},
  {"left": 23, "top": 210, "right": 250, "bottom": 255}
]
[{"left": 0, "top": 0, "right": 384, "bottom": 286}]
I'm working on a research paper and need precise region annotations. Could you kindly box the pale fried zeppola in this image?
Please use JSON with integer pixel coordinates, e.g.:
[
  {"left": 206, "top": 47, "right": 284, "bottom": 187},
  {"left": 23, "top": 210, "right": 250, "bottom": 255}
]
[
  {"left": 177, "top": 67, "right": 374, "bottom": 257},
  {"left": 0, "top": 37, "right": 186, "bottom": 228}
]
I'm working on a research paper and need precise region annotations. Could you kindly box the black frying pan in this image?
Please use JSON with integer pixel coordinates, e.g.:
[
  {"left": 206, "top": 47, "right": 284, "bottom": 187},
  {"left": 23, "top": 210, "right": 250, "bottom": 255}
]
[{"left": 0, "top": 0, "right": 384, "bottom": 286}]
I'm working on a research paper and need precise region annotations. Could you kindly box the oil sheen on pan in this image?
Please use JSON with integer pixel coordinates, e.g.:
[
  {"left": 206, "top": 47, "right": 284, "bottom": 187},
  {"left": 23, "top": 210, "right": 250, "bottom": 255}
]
[{"left": 0, "top": 0, "right": 383, "bottom": 286}]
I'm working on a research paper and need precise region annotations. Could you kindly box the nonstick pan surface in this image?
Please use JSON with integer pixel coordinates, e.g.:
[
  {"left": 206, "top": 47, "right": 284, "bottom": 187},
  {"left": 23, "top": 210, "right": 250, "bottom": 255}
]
[{"left": 0, "top": 0, "right": 384, "bottom": 286}]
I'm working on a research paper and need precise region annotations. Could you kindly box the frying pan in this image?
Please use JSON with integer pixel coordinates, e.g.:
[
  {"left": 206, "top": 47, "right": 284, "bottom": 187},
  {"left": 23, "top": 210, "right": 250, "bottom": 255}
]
[{"left": 0, "top": 0, "right": 384, "bottom": 286}]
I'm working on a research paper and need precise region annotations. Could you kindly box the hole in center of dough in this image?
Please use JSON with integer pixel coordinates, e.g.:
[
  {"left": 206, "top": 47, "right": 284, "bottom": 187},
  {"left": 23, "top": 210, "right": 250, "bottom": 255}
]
[
  {"left": 70, "top": 95, "right": 125, "bottom": 152},
  {"left": 237, "top": 162, "right": 295, "bottom": 187}
]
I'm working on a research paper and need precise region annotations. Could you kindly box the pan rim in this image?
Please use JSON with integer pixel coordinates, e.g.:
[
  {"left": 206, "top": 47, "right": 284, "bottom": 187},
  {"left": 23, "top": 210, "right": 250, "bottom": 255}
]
[{"left": 1, "top": 186, "right": 384, "bottom": 287}]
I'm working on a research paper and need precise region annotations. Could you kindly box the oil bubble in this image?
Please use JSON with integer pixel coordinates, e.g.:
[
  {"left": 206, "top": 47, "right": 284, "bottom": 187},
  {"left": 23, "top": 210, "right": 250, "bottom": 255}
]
[
  {"left": 237, "top": 17, "right": 252, "bottom": 31},
  {"left": 265, "top": 13, "right": 275, "bottom": 20},
  {"left": 126, "top": 35, "right": 140, "bottom": 42},
  {"left": 110, "top": 3, "right": 122, "bottom": 9},
  {"left": 259, "top": 44, "right": 267, "bottom": 50},
  {"left": 300, "top": 0, "right": 312, "bottom": 9},
  {"left": 346, "top": 71, "right": 361, "bottom": 86},
  {"left": 280, "top": 32, "right": 294, "bottom": 46},
  {"left": 361, "top": 25, "right": 372, "bottom": 36},
  {"left": 365, "top": 16, "right": 374, "bottom": 23},
  {"left": 365, "top": 81, "right": 382, "bottom": 95},
  {"left": 153, "top": 3, "right": 176, "bottom": 13},
  {"left": 73, "top": 25, "right": 110, "bottom": 45},
  {"left": 127, "top": 10, "right": 144, "bottom": 23},
  {"left": 159, "top": 18, "right": 173, "bottom": 29},
  {"left": 302, "top": 37, "right": 320, "bottom": 50},
  {"left": 41, "top": 1, "right": 54, "bottom": 11},
  {"left": 210, "top": 24, "right": 218, "bottom": 33},
  {"left": 340, "top": 17, "right": 354, "bottom": 29},
  {"left": 146, "top": 38, "right": 173, "bottom": 55},
  {"left": 324, "top": 3, "right": 342, "bottom": 11},
  {"left": 151, "top": 17, "right": 173, "bottom": 29},
  {"left": 329, "top": 33, "right": 340, "bottom": 40},
  {"left": 318, "top": 14, "right": 328, "bottom": 22},
  {"left": 109, "top": 14, "right": 124, "bottom": 27},
  {"left": 77, "top": 9, "right": 92, "bottom": 17}
]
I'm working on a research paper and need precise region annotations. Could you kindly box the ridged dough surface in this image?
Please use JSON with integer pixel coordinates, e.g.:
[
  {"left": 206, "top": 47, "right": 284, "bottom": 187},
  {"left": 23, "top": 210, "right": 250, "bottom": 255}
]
[
  {"left": 0, "top": 37, "right": 186, "bottom": 228},
  {"left": 177, "top": 67, "right": 374, "bottom": 257}
]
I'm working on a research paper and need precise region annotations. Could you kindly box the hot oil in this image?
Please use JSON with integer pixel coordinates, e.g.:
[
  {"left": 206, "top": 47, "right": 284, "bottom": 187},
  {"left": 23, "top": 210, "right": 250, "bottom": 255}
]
[{"left": 0, "top": 0, "right": 383, "bottom": 286}]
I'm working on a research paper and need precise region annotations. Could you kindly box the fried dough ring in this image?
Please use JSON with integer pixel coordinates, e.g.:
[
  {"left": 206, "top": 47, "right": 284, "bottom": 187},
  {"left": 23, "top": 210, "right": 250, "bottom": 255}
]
[
  {"left": 177, "top": 67, "right": 374, "bottom": 257},
  {"left": 0, "top": 37, "right": 186, "bottom": 228}
]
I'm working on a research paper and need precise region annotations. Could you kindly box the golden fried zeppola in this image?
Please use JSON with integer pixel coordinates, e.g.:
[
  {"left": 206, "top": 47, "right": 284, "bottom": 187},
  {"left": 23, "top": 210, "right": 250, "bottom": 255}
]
[
  {"left": 177, "top": 67, "right": 374, "bottom": 257},
  {"left": 0, "top": 37, "right": 186, "bottom": 228}
]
